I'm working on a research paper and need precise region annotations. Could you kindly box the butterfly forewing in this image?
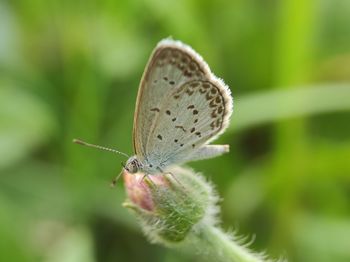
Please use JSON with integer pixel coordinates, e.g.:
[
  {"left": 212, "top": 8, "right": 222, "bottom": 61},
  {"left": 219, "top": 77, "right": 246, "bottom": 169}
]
[
  {"left": 132, "top": 39, "right": 232, "bottom": 168},
  {"left": 133, "top": 40, "right": 209, "bottom": 157}
]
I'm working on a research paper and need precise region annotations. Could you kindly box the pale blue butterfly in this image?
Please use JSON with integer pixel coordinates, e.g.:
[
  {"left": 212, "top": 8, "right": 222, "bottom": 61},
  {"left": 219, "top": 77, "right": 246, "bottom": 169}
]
[{"left": 74, "top": 39, "right": 233, "bottom": 184}]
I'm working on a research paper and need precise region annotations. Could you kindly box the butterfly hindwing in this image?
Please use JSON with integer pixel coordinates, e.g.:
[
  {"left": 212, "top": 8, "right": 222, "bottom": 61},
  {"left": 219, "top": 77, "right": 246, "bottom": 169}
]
[{"left": 145, "top": 80, "right": 232, "bottom": 168}]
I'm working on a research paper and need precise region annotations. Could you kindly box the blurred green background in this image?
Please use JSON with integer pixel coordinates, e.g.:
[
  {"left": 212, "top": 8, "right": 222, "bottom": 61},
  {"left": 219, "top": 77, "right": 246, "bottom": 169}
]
[{"left": 1, "top": 0, "right": 350, "bottom": 261}]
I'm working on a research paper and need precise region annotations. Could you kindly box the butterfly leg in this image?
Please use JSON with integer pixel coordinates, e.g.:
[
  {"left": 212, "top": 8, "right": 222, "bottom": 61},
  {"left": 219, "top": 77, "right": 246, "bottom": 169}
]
[
  {"left": 110, "top": 169, "right": 124, "bottom": 187},
  {"left": 110, "top": 162, "right": 128, "bottom": 187},
  {"left": 157, "top": 167, "right": 185, "bottom": 189},
  {"left": 139, "top": 173, "right": 157, "bottom": 187},
  {"left": 184, "top": 145, "right": 229, "bottom": 162}
]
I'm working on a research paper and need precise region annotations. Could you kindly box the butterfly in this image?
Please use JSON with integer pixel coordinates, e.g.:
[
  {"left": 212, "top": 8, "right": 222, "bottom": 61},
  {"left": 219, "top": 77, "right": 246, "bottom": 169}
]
[{"left": 74, "top": 39, "right": 233, "bottom": 184}]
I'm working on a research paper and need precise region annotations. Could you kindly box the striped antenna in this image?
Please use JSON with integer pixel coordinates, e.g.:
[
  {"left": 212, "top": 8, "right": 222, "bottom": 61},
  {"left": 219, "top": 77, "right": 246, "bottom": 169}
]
[{"left": 73, "top": 139, "right": 129, "bottom": 158}]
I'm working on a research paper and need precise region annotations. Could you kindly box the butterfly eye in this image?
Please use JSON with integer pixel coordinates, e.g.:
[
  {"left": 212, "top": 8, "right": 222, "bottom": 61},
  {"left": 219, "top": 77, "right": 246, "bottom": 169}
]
[{"left": 121, "top": 161, "right": 130, "bottom": 172}]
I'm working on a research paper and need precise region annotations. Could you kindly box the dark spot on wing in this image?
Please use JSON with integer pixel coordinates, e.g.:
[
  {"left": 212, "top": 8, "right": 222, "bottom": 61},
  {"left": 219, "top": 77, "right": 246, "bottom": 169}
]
[
  {"left": 187, "top": 105, "right": 195, "bottom": 109},
  {"left": 206, "top": 92, "right": 215, "bottom": 100},
  {"left": 175, "top": 126, "right": 186, "bottom": 132},
  {"left": 157, "top": 134, "right": 163, "bottom": 140},
  {"left": 216, "top": 118, "right": 221, "bottom": 127},
  {"left": 166, "top": 110, "right": 171, "bottom": 115},
  {"left": 151, "top": 108, "right": 160, "bottom": 112},
  {"left": 186, "top": 89, "right": 194, "bottom": 95},
  {"left": 195, "top": 132, "right": 201, "bottom": 137},
  {"left": 190, "top": 82, "right": 200, "bottom": 88},
  {"left": 169, "top": 80, "right": 175, "bottom": 85},
  {"left": 180, "top": 144, "right": 184, "bottom": 147},
  {"left": 193, "top": 110, "right": 199, "bottom": 115},
  {"left": 203, "top": 83, "right": 211, "bottom": 89},
  {"left": 199, "top": 87, "right": 206, "bottom": 94},
  {"left": 163, "top": 77, "right": 168, "bottom": 81},
  {"left": 209, "top": 99, "right": 217, "bottom": 108},
  {"left": 190, "top": 127, "right": 195, "bottom": 133},
  {"left": 194, "top": 119, "right": 198, "bottom": 123},
  {"left": 174, "top": 139, "right": 178, "bottom": 143},
  {"left": 172, "top": 117, "right": 177, "bottom": 122},
  {"left": 192, "top": 144, "right": 195, "bottom": 148},
  {"left": 184, "top": 71, "right": 193, "bottom": 77},
  {"left": 210, "top": 88, "right": 217, "bottom": 94},
  {"left": 189, "top": 63, "right": 196, "bottom": 71}
]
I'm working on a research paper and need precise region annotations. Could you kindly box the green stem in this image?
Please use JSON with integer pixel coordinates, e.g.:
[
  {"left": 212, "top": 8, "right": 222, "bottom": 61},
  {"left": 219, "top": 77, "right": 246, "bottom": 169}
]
[{"left": 185, "top": 223, "right": 265, "bottom": 262}]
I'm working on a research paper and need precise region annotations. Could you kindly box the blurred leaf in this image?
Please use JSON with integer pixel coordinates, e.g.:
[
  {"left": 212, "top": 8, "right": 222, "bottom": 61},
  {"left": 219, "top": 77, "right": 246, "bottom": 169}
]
[
  {"left": 32, "top": 222, "right": 95, "bottom": 262},
  {"left": 0, "top": 3, "right": 20, "bottom": 67},
  {"left": 0, "top": 81, "right": 56, "bottom": 169},
  {"left": 229, "top": 83, "right": 350, "bottom": 132},
  {"left": 293, "top": 214, "right": 350, "bottom": 262},
  {"left": 224, "top": 166, "right": 265, "bottom": 221},
  {"left": 0, "top": 196, "right": 36, "bottom": 262}
]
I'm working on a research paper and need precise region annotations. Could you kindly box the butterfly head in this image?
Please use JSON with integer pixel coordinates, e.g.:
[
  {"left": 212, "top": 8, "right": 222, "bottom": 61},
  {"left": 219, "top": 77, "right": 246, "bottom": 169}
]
[{"left": 124, "top": 156, "right": 143, "bottom": 174}]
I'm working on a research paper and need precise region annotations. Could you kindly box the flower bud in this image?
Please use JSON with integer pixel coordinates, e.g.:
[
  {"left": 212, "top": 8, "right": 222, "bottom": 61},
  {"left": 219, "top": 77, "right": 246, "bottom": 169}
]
[{"left": 122, "top": 166, "right": 218, "bottom": 245}]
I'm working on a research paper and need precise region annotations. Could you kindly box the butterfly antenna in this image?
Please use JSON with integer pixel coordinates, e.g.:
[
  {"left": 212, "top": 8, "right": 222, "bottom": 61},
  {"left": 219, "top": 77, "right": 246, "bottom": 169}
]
[{"left": 73, "top": 139, "right": 129, "bottom": 158}]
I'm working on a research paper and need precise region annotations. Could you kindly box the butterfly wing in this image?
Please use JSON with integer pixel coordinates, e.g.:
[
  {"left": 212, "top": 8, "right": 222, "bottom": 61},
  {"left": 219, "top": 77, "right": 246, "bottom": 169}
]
[
  {"left": 145, "top": 79, "right": 232, "bottom": 168},
  {"left": 133, "top": 39, "right": 209, "bottom": 157},
  {"left": 132, "top": 39, "right": 233, "bottom": 168}
]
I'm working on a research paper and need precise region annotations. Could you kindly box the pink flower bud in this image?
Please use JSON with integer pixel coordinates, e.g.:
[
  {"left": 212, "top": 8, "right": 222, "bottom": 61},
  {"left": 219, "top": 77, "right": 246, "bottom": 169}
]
[
  {"left": 123, "top": 171, "right": 168, "bottom": 212},
  {"left": 122, "top": 167, "right": 219, "bottom": 245}
]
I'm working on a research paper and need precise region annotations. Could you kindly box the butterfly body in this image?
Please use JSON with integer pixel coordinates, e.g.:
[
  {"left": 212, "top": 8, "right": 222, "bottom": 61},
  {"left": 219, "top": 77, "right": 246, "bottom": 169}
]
[{"left": 124, "top": 155, "right": 162, "bottom": 174}]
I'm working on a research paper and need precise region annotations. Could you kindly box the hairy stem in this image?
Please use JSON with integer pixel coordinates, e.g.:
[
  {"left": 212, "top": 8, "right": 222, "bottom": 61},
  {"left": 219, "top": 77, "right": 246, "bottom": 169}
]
[
  {"left": 123, "top": 167, "right": 273, "bottom": 261},
  {"left": 185, "top": 223, "right": 265, "bottom": 262}
]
